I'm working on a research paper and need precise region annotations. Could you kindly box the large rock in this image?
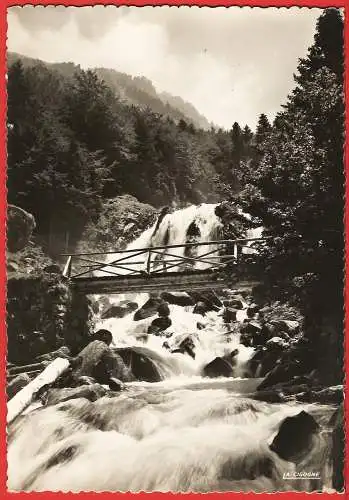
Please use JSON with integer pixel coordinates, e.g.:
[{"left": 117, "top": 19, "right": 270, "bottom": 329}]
[
  {"left": 116, "top": 347, "right": 162, "bottom": 383},
  {"left": 249, "top": 390, "right": 287, "bottom": 403},
  {"left": 160, "top": 292, "right": 195, "bottom": 307},
  {"left": 270, "top": 319, "right": 300, "bottom": 335},
  {"left": 240, "top": 320, "right": 263, "bottom": 347},
  {"left": 296, "top": 385, "right": 343, "bottom": 405},
  {"left": 148, "top": 316, "right": 172, "bottom": 335},
  {"left": 73, "top": 340, "right": 110, "bottom": 379},
  {"left": 248, "top": 345, "right": 283, "bottom": 378},
  {"left": 89, "top": 329, "right": 113, "bottom": 346},
  {"left": 133, "top": 297, "right": 163, "bottom": 321},
  {"left": 222, "top": 307, "right": 238, "bottom": 323},
  {"left": 331, "top": 404, "right": 344, "bottom": 491},
  {"left": 265, "top": 336, "right": 290, "bottom": 350},
  {"left": 190, "top": 291, "right": 222, "bottom": 311},
  {"left": 202, "top": 351, "right": 239, "bottom": 378},
  {"left": 270, "top": 411, "right": 320, "bottom": 463},
  {"left": 203, "top": 357, "right": 233, "bottom": 378},
  {"left": 73, "top": 340, "right": 134, "bottom": 383},
  {"left": 257, "top": 360, "right": 306, "bottom": 391},
  {"left": 45, "top": 384, "right": 108, "bottom": 406},
  {"left": 93, "top": 350, "right": 135, "bottom": 383},
  {"left": 7, "top": 373, "right": 31, "bottom": 399},
  {"left": 101, "top": 302, "right": 138, "bottom": 319},
  {"left": 7, "top": 205, "right": 36, "bottom": 253}
]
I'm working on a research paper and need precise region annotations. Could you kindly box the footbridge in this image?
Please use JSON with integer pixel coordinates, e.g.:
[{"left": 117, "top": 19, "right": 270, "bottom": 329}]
[{"left": 62, "top": 238, "right": 267, "bottom": 295}]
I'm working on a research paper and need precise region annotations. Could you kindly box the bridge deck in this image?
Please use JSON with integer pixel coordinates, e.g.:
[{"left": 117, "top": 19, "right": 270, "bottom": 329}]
[
  {"left": 70, "top": 269, "right": 259, "bottom": 295},
  {"left": 63, "top": 237, "right": 266, "bottom": 295}
]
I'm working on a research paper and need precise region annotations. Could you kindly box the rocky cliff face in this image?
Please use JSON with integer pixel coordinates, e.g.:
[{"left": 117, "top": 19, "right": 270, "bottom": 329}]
[
  {"left": 7, "top": 273, "right": 94, "bottom": 364},
  {"left": 7, "top": 204, "right": 93, "bottom": 364},
  {"left": 76, "top": 195, "right": 157, "bottom": 253}
]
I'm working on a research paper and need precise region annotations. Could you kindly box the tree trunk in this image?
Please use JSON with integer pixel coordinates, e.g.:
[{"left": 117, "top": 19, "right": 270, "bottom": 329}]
[{"left": 7, "top": 357, "right": 70, "bottom": 424}]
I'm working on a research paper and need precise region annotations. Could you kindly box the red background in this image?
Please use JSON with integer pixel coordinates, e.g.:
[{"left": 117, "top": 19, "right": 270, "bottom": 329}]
[{"left": 0, "top": 0, "right": 347, "bottom": 498}]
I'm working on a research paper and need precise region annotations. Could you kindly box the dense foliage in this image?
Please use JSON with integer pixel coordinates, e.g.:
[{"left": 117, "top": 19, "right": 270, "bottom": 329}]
[
  {"left": 7, "top": 58, "right": 254, "bottom": 253},
  {"left": 237, "top": 9, "right": 344, "bottom": 382}
]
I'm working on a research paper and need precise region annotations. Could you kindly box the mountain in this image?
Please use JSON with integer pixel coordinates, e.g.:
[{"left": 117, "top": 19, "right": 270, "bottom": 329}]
[{"left": 7, "top": 52, "right": 211, "bottom": 130}]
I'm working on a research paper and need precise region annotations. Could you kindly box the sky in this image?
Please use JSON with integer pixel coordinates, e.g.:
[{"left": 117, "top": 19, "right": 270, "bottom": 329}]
[{"left": 7, "top": 6, "right": 323, "bottom": 129}]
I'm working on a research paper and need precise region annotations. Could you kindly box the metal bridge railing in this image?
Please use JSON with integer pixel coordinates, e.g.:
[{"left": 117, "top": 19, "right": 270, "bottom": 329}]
[{"left": 61, "top": 237, "right": 268, "bottom": 280}]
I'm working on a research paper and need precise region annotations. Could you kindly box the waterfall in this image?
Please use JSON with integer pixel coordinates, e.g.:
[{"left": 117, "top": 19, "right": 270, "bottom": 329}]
[
  {"left": 93, "top": 203, "right": 254, "bottom": 379},
  {"left": 7, "top": 203, "right": 335, "bottom": 493}
]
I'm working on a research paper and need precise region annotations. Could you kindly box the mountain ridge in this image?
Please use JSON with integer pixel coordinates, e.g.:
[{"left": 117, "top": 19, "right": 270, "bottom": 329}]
[{"left": 7, "top": 51, "right": 211, "bottom": 130}]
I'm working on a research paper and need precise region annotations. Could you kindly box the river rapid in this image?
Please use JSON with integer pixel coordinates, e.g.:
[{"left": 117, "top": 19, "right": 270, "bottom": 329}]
[{"left": 7, "top": 204, "right": 337, "bottom": 492}]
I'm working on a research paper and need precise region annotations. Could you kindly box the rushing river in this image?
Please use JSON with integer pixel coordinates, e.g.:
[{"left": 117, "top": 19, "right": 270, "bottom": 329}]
[{"left": 7, "top": 204, "right": 337, "bottom": 492}]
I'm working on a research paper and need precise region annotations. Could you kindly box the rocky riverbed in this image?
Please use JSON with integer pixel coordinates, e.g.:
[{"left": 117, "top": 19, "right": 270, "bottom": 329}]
[{"left": 6, "top": 203, "right": 344, "bottom": 492}]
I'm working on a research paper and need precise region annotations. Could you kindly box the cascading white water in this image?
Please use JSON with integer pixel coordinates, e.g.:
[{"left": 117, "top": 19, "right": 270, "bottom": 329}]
[
  {"left": 94, "top": 203, "right": 254, "bottom": 379},
  {"left": 7, "top": 203, "right": 335, "bottom": 492}
]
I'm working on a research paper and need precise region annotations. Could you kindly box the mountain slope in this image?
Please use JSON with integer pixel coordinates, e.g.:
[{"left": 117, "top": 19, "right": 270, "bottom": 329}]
[{"left": 7, "top": 51, "right": 211, "bottom": 129}]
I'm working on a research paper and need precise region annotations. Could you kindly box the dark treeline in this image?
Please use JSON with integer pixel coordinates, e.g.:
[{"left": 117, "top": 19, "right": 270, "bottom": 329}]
[
  {"left": 7, "top": 55, "right": 263, "bottom": 252},
  {"left": 236, "top": 8, "right": 344, "bottom": 383}
]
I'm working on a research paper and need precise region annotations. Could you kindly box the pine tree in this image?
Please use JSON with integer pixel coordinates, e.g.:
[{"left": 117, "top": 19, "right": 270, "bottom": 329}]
[{"left": 239, "top": 9, "right": 344, "bottom": 383}]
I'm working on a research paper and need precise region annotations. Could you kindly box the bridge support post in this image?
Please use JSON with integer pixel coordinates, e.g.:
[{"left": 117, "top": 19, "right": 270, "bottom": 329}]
[{"left": 146, "top": 250, "right": 152, "bottom": 275}]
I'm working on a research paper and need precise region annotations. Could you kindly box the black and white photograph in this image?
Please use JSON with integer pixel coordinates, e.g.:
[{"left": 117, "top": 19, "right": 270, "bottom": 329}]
[{"left": 6, "top": 5, "right": 345, "bottom": 493}]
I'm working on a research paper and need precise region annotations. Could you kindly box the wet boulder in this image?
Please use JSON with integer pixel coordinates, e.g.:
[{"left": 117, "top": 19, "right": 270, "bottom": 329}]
[
  {"left": 257, "top": 359, "right": 305, "bottom": 391},
  {"left": 249, "top": 389, "right": 287, "bottom": 404},
  {"left": 240, "top": 320, "right": 263, "bottom": 347},
  {"left": 101, "top": 302, "right": 138, "bottom": 319},
  {"left": 171, "top": 335, "right": 196, "bottom": 359},
  {"left": 222, "top": 307, "right": 238, "bottom": 323},
  {"left": 223, "top": 298, "right": 245, "bottom": 310},
  {"left": 93, "top": 349, "right": 135, "bottom": 383},
  {"left": 160, "top": 292, "right": 195, "bottom": 307},
  {"left": 7, "top": 205, "right": 36, "bottom": 253},
  {"left": 193, "top": 301, "right": 208, "bottom": 316},
  {"left": 157, "top": 301, "right": 170, "bottom": 317},
  {"left": 257, "top": 338, "right": 289, "bottom": 375},
  {"left": 202, "top": 351, "right": 238, "bottom": 378},
  {"left": 266, "top": 336, "right": 290, "bottom": 350},
  {"left": 197, "top": 321, "right": 206, "bottom": 330},
  {"left": 190, "top": 291, "right": 222, "bottom": 311},
  {"left": 270, "top": 411, "right": 320, "bottom": 463},
  {"left": 72, "top": 340, "right": 134, "bottom": 384},
  {"left": 296, "top": 385, "right": 343, "bottom": 405},
  {"left": 270, "top": 319, "right": 300, "bottom": 336},
  {"left": 7, "top": 373, "right": 31, "bottom": 399},
  {"left": 116, "top": 347, "right": 162, "bottom": 383},
  {"left": 45, "top": 384, "right": 108, "bottom": 406},
  {"left": 108, "top": 377, "right": 125, "bottom": 392},
  {"left": 90, "top": 329, "right": 113, "bottom": 346},
  {"left": 148, "top": 316, "right": 172, "bottom": 335},
  {"left": 247, "top": 303, "right": 260, "bottom": 318},
  {"left": 133, "top": 297, "right": 163, "bottom": 321},
  {"left": 247, "top": 348, "right": 266, "bottom": 377}
]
